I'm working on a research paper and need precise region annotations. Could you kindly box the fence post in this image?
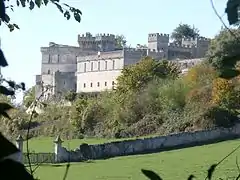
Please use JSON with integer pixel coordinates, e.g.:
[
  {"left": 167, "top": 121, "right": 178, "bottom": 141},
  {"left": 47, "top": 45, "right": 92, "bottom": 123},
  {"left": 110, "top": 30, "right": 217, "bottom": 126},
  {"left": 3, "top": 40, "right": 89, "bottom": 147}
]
[
  {"left": 54, "top": 135, "right": 63, "bottom": 163},
  {"left": 15, "top": 135, "right": 23, "bottom": 163}
]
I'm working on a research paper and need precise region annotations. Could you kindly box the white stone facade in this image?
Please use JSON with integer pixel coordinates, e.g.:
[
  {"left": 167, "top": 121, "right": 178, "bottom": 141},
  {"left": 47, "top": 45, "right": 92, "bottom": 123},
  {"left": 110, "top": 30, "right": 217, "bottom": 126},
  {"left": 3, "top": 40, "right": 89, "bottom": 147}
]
[{"left": 76, "top": 49, "right": 165, "bottom": 93}]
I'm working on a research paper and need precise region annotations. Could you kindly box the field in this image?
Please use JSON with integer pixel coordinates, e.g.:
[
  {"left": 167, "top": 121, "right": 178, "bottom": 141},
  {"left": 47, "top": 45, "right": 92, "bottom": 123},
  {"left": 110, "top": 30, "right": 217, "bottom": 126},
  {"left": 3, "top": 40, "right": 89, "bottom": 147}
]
[{"left": 25, "top": 138, "right": 240, "bottom": 180}]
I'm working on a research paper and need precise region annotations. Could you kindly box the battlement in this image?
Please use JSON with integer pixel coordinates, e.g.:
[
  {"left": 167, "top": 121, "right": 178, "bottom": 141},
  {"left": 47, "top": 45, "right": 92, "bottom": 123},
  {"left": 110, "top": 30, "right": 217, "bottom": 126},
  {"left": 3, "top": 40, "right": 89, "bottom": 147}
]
[
  {"left": 95, "top": 33, "right": 115, "bottom": 41},
  {"left": 148, "top": 33, "right": 169, "bottom": 37},
  {"left": 182, "top": 37, "right": 210, "bottom": 42},
  {"left": 78, "top": 33, "right": 116, "bottom": 42},
  {"left": 168, "top": 43, "right": 195, "bottom": 49},
  {"left": 124, "top": 48, "right": 148, "bottom": 52},
  {"left": 78, "top": 34, "right": 95, "bottom": 41},
  {"left": 148, "top": 33, "right": 170, "bottom": 43}
]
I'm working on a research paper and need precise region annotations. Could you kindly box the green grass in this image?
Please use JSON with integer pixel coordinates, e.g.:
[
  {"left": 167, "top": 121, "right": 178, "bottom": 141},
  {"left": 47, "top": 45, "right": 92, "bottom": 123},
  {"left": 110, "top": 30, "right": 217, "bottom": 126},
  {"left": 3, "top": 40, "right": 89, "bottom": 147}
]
[
  {"left": 23, "top": 137, "right": 109, "bottom": 152},
  {"left": 33, "top": 139, "right": 240, "bottom": 180},
  {"left": 23, "top": 135, "right": 157, "bottom": 152}
]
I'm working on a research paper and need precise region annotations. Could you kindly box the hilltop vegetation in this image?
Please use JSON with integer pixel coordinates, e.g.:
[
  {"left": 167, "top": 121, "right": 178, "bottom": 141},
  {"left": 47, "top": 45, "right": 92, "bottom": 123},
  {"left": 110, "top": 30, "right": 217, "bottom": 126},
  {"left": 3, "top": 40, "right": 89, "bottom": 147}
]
[{"left": 2, "top": 28, "right": 240, "bottom": 140}]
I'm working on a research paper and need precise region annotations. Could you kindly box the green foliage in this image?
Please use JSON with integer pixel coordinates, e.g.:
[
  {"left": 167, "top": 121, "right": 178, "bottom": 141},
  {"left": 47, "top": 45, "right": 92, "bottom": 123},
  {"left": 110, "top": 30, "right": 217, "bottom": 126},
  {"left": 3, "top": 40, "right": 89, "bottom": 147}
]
[
  {"left": 116, "top": 57, "right": 181, "bottom": 94},
  {"left": 1, "top": 0, "right": 82, "bottom": 32},
  {"left": 184, "top": 63, "right": 218, "bottom": 87},
  {"left": 23, "top": 86, "right": 35, "bottom": 108},
  {"left": 225, "top": 0, "right": 240, "bottom": 25},
  {"left": 171, "top": 23, "right": 199, "bottom": 45},
  {"left": 64, "top": 91, "right": 77, "bottom": 102},
  {"left": 206, "top": 28, "right": 240, "bottom": 73},
  {"left": 66, "top": 62, "right": 237, "bottom": 138},
  {"left": 115, "top": 35, "right": 127, "bottom": 49}
]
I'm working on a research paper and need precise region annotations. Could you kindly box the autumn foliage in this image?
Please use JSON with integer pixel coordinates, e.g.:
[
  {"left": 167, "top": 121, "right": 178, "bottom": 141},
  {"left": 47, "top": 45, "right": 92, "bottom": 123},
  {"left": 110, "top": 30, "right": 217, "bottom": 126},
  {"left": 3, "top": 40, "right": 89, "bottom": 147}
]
[
  {"left": 211, "top": 78, "right": 233, "bottom": 104},
  {"left": 184, "top": 63, "right": 217, "bottom": 87}
]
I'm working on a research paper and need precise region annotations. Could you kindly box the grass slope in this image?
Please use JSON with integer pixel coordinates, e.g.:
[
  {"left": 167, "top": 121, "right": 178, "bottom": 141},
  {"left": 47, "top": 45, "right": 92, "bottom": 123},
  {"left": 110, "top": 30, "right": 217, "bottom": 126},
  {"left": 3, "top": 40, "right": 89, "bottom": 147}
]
[{"left": 34, "top": 139, "right": 240, "bottom": 180}]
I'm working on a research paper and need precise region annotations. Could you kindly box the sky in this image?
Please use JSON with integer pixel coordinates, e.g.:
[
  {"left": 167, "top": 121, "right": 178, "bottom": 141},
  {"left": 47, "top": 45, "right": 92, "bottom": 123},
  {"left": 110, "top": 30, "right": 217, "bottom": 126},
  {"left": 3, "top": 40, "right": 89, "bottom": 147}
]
[{"left": 0, "top": 0, "right": 228, "bottom": 102}]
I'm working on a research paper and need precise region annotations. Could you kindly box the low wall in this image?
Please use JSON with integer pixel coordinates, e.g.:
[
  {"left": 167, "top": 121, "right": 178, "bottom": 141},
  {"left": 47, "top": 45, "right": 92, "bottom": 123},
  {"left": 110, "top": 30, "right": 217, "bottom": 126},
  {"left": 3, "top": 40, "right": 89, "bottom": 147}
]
[
  {"left": 23, "top": 153, "right": 55, "bottom": 164},
  {"left": 57, "top": 123, "right": 240, "bottom": 162}
]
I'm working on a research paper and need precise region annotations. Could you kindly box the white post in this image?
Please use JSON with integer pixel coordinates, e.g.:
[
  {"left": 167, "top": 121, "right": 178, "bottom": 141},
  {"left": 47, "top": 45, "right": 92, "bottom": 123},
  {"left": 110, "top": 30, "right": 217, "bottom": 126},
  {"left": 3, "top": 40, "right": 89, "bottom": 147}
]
[
  {"left": 54, "top": 135, "right": 63, "bottom": 163},
  {"left": 15, "top": 135, "right": 23, "bottom": 163}
]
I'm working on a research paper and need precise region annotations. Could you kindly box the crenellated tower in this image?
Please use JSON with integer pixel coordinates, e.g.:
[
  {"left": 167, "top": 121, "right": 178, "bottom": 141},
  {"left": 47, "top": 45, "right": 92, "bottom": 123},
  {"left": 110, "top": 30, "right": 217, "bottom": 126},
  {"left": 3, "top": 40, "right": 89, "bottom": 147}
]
[
  {"left": 78, "top": 32, "right": 116, "bottom": 51},
  {"left": 78, "top": 32, "right": 96, "bottom": 50},
  {"left": 181, "top": 36, "right": 211, "bottom": 58},
  {"left": 148, "top": 33, "right": 169, "bottom": 52}
]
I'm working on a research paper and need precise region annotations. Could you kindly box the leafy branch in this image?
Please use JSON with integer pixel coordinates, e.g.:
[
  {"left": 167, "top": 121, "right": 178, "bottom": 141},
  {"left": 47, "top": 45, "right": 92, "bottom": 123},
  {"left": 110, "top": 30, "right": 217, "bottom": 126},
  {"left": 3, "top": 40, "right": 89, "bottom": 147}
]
[
  {"left": 1, "top": 0, "right": 82, "bottom": 32},
  {"left": 225, "top": 0, "right": 240, "bottom": 25},
  {"left": 25, "top": 84, "right": 54, "bottom": 175}
]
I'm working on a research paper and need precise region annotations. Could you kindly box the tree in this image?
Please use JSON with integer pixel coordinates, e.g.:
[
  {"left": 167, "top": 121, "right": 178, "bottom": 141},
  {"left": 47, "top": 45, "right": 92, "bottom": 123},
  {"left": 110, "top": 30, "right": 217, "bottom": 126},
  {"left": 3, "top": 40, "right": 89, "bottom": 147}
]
[
  {"left": 116, "top": 57, "right": 181, "bottom": 94},
  {"left": 206, "top": 28, "right": 240, "bottom": 78},
  {"left": 64, "top": 91, "right": 77, "bottom": 102},
  {"left": 23, "top": 86, "right": 35, "bottom": 108},
  {"left": 136, "top": 44, "right": 147, "bottom": 49},
  {"left": 1, "top": 0, "right": 82, "bottom": 32},
  {"left": 171, "top": 23, "right": 199, "bottom": 45},
  {"left": 115, "top": 35, "right": 127, "bottom": 49},
  {"left": 225, "top": 0, "right": 240, "bottom": 25}
]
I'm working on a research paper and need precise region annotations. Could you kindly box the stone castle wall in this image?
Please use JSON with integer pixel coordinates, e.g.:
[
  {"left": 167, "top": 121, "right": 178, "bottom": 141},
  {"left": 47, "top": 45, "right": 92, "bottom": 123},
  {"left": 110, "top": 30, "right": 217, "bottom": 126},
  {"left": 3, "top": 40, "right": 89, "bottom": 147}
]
[
  {"left": 53, "top": 71, "right": 76, "bottom": 96},
  {"left": 36, "top": 33, "right": 211, "bottom": 97}
]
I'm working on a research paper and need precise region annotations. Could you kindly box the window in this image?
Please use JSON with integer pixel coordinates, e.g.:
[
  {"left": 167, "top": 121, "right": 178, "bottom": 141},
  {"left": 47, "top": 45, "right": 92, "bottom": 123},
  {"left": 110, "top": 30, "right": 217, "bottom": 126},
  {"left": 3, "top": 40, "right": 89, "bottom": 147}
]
[
  {"left": 47, "top": 70, "right": 50, "bottom": 74},
  {"left": 105, "top": 82, "right": 107, "bottom": 86},
  {"left": 112, "top": 60, "right": 115, "bottom": 69},
  {"left": 57, "top": 54, "right": 60, "bottom": 63},
  {"left": 48, "top": 54, "right": 51, "bottom": 63},
  {"left": 98, "top": 61, "right": 100, "bottom": 71},
  {"left": 105, "top": 61, "right": 108, "bottom": 70},
  {"left": 84, "top": 63, "right": 86, "bottom": 72},
  {"left": 83, "top": 83, "right": 86, "bottom": 88},
  {"left": 91, "top": 62, "right": 93, "bottom": 71},
  {"left": 90, "top": 83, "right": 93, "bottom": 87},
  {"left": 97, "top": 82, "right": 100, "bottom": 87},
  {"left": 112, "top": 81, "right": 115, "bottom": 85}
]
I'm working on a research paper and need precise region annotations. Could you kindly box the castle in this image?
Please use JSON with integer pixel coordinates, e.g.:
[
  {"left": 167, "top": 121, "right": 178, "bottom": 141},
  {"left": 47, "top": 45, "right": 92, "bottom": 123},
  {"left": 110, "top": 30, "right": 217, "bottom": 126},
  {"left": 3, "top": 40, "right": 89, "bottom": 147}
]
[{"left": 35, "top": 32, "right": 210, "bottom": 100}]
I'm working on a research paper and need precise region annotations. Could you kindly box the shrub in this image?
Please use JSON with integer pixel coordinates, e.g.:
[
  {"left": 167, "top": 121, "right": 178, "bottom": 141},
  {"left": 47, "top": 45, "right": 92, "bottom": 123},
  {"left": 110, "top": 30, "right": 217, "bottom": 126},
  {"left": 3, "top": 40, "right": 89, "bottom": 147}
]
[
  {"left": 158, "top": 78, "right": 190, "bottom": 111},
  {"left": 211, "top": 77, "right": 233, "bottom": 105},
  {"left": 127, "top": 114, "right": 164, "bottom": 137},
  {"left": 194, "top": 106, "right": 238, "bottom": 129},
  {"left": 186, "top": 85, "right": 212, "bottom": 104},
  {"left": 184, "top": 62, "right": 217, "bottom": 87}
]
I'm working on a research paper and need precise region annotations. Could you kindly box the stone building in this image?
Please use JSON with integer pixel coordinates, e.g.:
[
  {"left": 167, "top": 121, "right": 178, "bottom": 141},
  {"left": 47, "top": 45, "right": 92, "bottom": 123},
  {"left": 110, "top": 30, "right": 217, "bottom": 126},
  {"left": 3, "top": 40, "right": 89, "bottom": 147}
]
[{"left": 35, "top": 32, "right": 210, "bottom": 98}]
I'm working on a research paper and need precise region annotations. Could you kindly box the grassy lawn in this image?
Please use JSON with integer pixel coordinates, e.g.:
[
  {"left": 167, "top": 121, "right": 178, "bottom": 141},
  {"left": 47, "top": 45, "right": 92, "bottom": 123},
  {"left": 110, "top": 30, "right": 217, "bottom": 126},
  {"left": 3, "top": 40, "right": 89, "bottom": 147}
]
[
  {"left": 33, "top": 139, "right": 240, "bottom": 180},
  {"left": 23, "top": 135, "right": 156, "bottom": 152},
  {"left": 23, "top": 137, "right": 109, "bottom": 152}
]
